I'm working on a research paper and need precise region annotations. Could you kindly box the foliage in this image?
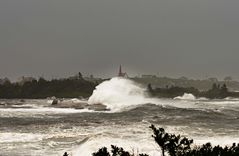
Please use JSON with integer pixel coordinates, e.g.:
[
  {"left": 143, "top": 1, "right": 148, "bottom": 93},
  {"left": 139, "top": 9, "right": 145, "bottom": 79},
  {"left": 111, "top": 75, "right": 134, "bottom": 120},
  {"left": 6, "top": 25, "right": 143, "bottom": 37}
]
[
  {"left": 0, "top": 77, "right": 97, "bottom": 99},
  {"left": 93, "top": 147, "right": 110, "bottom": 156},
  {"left": 150, "top": 125, "right": 193, "bottom": 156},
  {"left": 132, "top": 76, "right": 239, "bottom": 91},
  {"left": 149, "top": 83, "right": 233, "bottom": 99},
  {"left": 187, "top": 142, "right": 239, "bottom": 156},
  {"left": 150, "top": 125, "right": 239, "bottom": 156},
  {"left": 92, "top": 145, "right": 148, "bottom": 156},
  {"left": 150, "top": 85, "right": 199, "bottom": 98},
  {"left": 91, "top": 125, "right": 239, "bottom": 156},
  {"left": 63, "top": 152, "right": 69, "bottom": 156}
]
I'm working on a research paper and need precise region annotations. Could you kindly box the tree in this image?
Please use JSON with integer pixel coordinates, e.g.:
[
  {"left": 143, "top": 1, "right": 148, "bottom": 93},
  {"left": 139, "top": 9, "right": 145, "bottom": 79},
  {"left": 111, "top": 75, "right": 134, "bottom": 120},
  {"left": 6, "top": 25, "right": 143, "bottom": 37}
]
[
  {"left": 147, "top": 83, "right": 153, "bottom": 93},
  {"left": 93, "top": 125, "right": 239, "bottom": 156},
  {"left": 2, "top": 77, "right": 11, "bottom": 85},
  {"left": 150, "top": 125, "right": 170, "bottom": 156},
  {"left": 212, "top": 83, "right": 218, "bottom": 90},
  {"left": 93, "top": 147, "right": 110, "bottom": 156},
  {"left": 78, "top": 72, "right": 83, "bottom": 79},
  {"left": 92, "top": 146, "right": 148, "bottom": 156},
  {"left": 38, "top": 77, "right": 47, "bottom": 84},
  {"left": 150, "top": 125, "right": 193, "bottom": 156},
  {"left": 63, "top": 152, "right": 69, "bottom": 156},
  {"left": 221, "top": 84, "right": 228, "bottom": 92},
  {"left": 111, "top": 145, "right": 131, "bottom": 156}
]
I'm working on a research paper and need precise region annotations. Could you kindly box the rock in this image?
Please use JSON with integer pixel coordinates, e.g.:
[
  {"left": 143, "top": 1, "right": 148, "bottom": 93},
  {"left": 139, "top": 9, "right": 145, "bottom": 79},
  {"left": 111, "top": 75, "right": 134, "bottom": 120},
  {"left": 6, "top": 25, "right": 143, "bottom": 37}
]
[
  {"left": 52, "top": 99, "right": 58, "bottom": 105},
  {"left": 78, "top": 96, "right": 84, "bottom": 99},
  {"left": 52, "top": 101, "right": 89, "bottom": 109},
  {"left": 50, "top": 100, "right": 109, "bottom": 111},
  {"left": 20, "top": 99, "right": 25, "bottom": 102},
  {"left": 87, "top": 103, "right": 109, "bottom": 111}
]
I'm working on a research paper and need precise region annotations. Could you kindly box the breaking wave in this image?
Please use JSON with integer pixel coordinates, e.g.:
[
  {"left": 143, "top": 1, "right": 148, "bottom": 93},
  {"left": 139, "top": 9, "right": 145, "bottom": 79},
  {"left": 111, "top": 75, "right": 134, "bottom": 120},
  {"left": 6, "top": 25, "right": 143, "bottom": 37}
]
[
  {"left": 87, "top": 78, "right": 239, "bottom": 112},
  {"left": 88, "top": 77, "right": 159, "bottom": 111},
  {"left": 174, "top": 93, "right": 196, "bottom": 100}
]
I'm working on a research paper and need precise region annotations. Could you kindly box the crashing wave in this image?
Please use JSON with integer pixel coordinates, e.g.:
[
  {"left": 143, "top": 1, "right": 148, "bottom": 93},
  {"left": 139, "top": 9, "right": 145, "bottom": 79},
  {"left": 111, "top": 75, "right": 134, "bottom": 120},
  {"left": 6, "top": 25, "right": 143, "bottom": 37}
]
[
  {"left": 88, "top": 77, "right": 158, "bottom": 111},
  {"left": 174, "top": 93, "right": 196, "bottom": 100}
]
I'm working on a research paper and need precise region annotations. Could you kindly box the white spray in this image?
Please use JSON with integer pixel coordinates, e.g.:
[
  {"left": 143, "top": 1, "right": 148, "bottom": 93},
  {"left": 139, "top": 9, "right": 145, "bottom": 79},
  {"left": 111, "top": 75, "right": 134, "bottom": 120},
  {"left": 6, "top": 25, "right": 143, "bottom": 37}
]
[
  {"left": 174, "top": 93, "right": 196, "bottom": 100},
  {"left": 88, "top": 77, "right": 215, "bottom": 111},
  {"left": 88, "top": 77, "right": 158, "bottom": 111}
]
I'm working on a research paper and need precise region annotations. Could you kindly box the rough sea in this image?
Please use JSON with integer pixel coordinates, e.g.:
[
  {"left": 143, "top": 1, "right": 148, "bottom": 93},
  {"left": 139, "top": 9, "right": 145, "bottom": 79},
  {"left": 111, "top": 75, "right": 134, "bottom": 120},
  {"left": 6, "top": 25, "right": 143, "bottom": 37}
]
[{"left": 0, "top": 78, "right": 239, "bottom": 156}]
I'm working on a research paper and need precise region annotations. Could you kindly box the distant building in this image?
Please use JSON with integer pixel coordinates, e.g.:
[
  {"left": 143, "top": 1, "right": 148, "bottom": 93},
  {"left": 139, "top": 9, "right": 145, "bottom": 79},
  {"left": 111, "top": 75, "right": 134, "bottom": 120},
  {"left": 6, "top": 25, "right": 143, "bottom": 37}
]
[
  {"left": 141, "top": 75, "right": 157, "bottom": 78},
  {"left": 84, "top": 74, "right": 102, "bottom": 83},
  {"left": 68, "top": 75, "right": 79, "bottom": 80},
  {"left": 0, "top": 78, "right": 11, "bottom": 85},
  {"left": 207, "top": 77, "right": 218, "bottom": 83},
  {"left": 179, "top": 76, "right": 188, "bottom": 80},
  {"left": 224, "top": 76, "right": 232, "bottom": 82}
]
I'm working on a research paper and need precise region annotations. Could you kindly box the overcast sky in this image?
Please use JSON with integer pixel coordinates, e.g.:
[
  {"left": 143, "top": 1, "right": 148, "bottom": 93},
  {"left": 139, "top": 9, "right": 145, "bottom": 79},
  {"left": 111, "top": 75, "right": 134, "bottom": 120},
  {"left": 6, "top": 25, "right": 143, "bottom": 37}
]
[{"left": 1, "top": 0, "right": 239, "bottom": 80}]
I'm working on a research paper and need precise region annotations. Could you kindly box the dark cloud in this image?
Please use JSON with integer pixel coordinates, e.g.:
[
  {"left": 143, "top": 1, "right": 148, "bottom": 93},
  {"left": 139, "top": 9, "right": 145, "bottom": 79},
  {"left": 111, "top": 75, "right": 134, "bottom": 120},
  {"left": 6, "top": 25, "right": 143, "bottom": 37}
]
[{"left": 1, "top": 0, "right": 239, "bottom": 80}]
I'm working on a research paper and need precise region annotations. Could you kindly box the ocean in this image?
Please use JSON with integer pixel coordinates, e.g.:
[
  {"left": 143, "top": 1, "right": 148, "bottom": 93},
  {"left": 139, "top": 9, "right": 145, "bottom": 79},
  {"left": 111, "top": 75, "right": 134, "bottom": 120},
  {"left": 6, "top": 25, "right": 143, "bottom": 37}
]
[{"left": 0, "top": 78, "right": 239, "bottom": 156}]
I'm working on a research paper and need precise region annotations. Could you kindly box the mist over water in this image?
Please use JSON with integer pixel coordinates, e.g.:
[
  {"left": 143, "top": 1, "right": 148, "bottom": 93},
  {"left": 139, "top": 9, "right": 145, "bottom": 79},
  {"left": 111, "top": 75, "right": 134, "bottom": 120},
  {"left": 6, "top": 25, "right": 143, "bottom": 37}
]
[{"left": 0, "top": 78, "right": 239, "bottom": 156}]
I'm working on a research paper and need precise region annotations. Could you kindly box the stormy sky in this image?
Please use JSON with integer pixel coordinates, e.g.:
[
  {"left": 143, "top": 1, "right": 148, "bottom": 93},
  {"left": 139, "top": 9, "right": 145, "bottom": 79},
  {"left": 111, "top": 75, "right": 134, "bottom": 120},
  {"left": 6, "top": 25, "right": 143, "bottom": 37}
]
[{"left": 1, "top": 0, "right": 239, "bottom": 80}]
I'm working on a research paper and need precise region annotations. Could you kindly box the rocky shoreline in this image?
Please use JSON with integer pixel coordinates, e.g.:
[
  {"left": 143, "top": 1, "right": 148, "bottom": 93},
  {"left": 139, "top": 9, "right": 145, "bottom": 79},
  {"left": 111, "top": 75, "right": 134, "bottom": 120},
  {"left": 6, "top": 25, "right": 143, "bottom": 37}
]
[
  {"left": 50, "top": 99, "right": 109, "bottom": 111},
  {"left": 0, "top": 99, "right": 110, "bottom": 111}
]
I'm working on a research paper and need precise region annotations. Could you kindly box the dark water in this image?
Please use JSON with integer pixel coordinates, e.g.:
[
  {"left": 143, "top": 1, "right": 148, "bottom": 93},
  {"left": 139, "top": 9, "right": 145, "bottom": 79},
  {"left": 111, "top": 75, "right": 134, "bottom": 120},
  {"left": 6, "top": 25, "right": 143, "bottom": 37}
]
[{"left": 0, "top": 99, "right": 239, "bottom": 156}]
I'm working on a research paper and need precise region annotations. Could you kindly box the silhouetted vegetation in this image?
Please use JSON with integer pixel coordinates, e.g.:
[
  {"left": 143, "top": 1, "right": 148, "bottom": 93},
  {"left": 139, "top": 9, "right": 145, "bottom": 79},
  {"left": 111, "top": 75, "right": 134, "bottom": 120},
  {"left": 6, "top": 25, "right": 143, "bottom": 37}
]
[
  {"left": 200, "top": 83, "right": 229, "bottom": 99},
  {"left": 63, "top": 152, "right": 69, "bottom": 156},
  {"left": 1, "top": 74, "right": 239, "bottom": 99},
  {"left": 92, "top": 145, "right": 149, "bottom": 156},
  {"left": 148, "top": 83, "right": 239, "bottom": 99},
  {"left": 148, "top": 85, "right": 200, "bottom": 98},
  {"left": 0, "top": 76, "right": 99, "bottom": 99},
  {"left": 133, "top": 76, "right": 239, "bottom": 91},
  {"left": 91, "top": 125, "right": 239, "bottom": 156}
]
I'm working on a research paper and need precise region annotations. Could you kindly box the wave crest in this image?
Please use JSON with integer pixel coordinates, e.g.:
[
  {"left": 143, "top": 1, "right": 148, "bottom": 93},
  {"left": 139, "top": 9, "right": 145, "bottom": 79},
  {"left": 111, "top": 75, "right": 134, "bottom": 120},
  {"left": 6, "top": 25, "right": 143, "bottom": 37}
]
[{"left": 88, "top": 77, "right": 157, "bottom": 111}]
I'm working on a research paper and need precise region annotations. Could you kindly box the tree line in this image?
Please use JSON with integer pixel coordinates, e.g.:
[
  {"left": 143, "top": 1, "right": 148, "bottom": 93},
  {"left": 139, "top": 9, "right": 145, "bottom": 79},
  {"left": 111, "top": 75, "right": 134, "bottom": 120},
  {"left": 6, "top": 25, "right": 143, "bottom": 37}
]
[
  {"left": 0, "top": 76, "right": 98, "bottom": 99},
  {"left": 148, "top": 83, "right": 239, "bottom": 99}
]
